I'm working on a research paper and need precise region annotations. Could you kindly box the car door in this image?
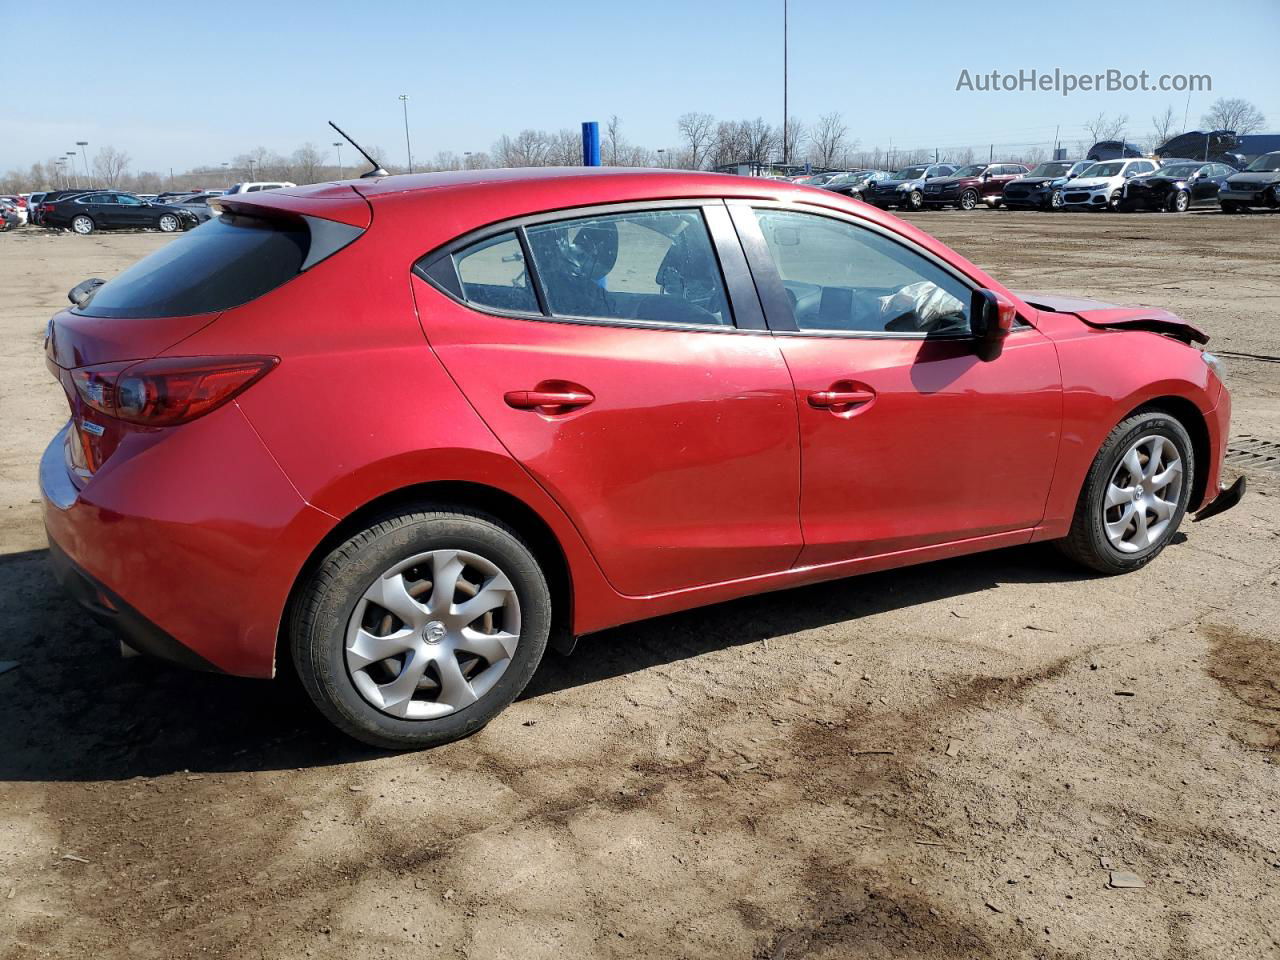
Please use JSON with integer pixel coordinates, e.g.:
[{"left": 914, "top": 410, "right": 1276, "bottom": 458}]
[
  {"left": 729, "top": 202, "right": 1062, "bottom": 565},
  {"left": 112, "top": 193, "right": 148, "bottom": 226},
  {"left": 1196, "top": 165, "right": 1224, "bottom": 204},
  {"left": 989, "top": 165, "right": 1024, "bottom": 199},
  {"left": 412, "top": 201, "right": 803, "bottom": 596}
]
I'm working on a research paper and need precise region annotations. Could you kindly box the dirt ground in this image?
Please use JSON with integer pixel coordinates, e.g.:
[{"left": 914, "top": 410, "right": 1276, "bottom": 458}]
[{"left": 1, "top": 210, "right": 1278, "bottom": 960}]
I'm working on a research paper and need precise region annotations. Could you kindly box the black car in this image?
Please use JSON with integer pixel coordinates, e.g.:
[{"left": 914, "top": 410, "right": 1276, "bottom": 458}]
[
  {"left": 32, "top": 188, "right": 104, "bottom": 226},
  {"left": 1121, "top": 162, "right": 1237, "bottom": 212},
  {"left": 1001, "top": 160, "right": 1090, "bottom": 210},
  {"left": 1218, "top": 151, "right": 1280, "bottom": 213},
  {"left": 1154, "top": 130, "right": 1244, "bottom": 168},
  {"left": 40, "top": 191, "right": 198, "bottom": 234},
  {"left": 866, "top": 163, "right": 958, "bottom": 210},
  {"left": 1086, "top": 140, "right": 1144, "bottom": 161},
  {"left": 822, "top": 169, "right": 890, "bottom": 199}
]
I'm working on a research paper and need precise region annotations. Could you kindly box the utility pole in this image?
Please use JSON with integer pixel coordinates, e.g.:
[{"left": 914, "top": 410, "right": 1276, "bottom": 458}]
[
  {"left": 782, "top": 0, "right": 789, "bottom": 167},
  {"left": 333, "top": 141, "right": 344, "bottom": 179},
  {"left": 399, "top": 94, "right": 413, "bottom": 174},
  {"left": 76, "top": 141, "right": 89, "bottom": 184}
]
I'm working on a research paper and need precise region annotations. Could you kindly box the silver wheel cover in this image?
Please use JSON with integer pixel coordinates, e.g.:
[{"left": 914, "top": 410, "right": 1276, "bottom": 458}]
[
  {"left": 345, "top": 549, "right": 521, "bottom": 720},
  {"left": 72, "top": 216, "right": 91, "bottom": 234},
  {"left": 160, "top": 215, "right": 178, "bottom": 231},
  {"left": 1103, "top": 435, "right": 1184, "bottom": 553}
]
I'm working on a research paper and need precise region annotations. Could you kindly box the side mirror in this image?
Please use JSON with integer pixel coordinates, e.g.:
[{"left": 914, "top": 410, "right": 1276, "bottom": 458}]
[
  {"left": 981, "top": 172, "right": 992, "bottom": 181},
  {"left": 970, "top": 288, "right": 1016, "bottom": 361}
]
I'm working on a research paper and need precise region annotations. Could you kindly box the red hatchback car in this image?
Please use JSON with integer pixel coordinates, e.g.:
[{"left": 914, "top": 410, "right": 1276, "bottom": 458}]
[{"left": 41, "top": 168, "right": 1243, "bottom": 748}]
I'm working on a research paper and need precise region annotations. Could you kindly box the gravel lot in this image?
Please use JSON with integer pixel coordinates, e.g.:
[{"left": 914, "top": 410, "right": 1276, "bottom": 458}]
[{"left": 1, "top": 210, "right": 1277, "bottom": 960}]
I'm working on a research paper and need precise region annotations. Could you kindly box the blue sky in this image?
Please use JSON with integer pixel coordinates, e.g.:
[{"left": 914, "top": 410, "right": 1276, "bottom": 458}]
[{"left": 5, "top": 0, "right": 1278, "bottom": 172}]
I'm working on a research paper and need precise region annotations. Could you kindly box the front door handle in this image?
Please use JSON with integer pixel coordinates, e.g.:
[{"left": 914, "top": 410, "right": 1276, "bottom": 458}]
[
  {"left": 808, "top": 388, "right": 875, "bottom": 409},
  {"left": 504, "top": 387, "right": 594, "bottom": 412}
]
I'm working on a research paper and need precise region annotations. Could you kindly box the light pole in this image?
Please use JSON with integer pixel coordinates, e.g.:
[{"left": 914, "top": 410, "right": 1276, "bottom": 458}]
[
  {"left": 248, "top": 158, "right": 257, "bottom": 181},
  {"left": 76, "top": 141, "right": 89, "bottom": 184},
  {"left": 333, "top": 141, "right": 344, "bottom": 179},
  {"left": 399, "top": 94, "right": 414, "bottom": 174},
  {"left": 464, "top": 151, "right": 473, "bottom": 170},
  {"left": 221, "top": 162, "right": 229, "bottom": 187},
  {"left": 656, "top": 148, "right": 666, "bottom": 168},
  {"left": 66, "top": 153, "right": 79, "bottom": 188},
  {"left": 56, "top": 158, "right": 67, "bottom": 189},
  {"left": 399, "top": 94, "right": 413, "bottom": 174},
  {"left": 782, "top": 0, "right": 789, "bottom": 168}
]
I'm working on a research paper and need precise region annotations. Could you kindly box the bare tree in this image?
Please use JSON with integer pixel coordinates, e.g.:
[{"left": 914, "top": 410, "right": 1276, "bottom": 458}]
[
  {"left": 741, "top": 118, "right": 779, "bottom": 167},
  {"left": 676, "top": 112, "right": 716, "bottom": 171},
  {"left": 604, "top": 114, "right": 624, "bottom": 166},
  {"left": 781, "top": 117, "right": 805, "bottom": 166},
  {"left": 1202, "top": 97, "right": 1266, "bottom": 135},
  {"left": 546, "top": 129, "right": 583, "bottom": 166},
  {"left": 91, "top": 146, "right": 131, "bottom": 187},
  {"left": 1149, "top": 105, "right": 1180, "bottom": 151},
  {"left": 1084, "top": 112, "right": 1131, "bottom": 144},
  {"left": 290, "top": 143, "right": 325, "bottom": 184},
  {"left": 493, "top": 130, "right": 552, "bottom": 168},
  {"left": 808, "top": 112, "right": 848, "bottom": 169}
]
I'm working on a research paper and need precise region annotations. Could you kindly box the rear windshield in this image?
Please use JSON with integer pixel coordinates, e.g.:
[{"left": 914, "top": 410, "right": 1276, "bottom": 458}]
[{"left": 76, "top": 214, "right": 309, "bottom": 319}]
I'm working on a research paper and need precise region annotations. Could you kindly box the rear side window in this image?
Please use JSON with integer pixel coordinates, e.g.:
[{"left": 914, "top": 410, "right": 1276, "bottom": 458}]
[
  {"left": 76, "top": 214, "right": 310, "bottom": 318},
  {"left": 525, "top": 209, "right": 731, "bottom": 326},
  {"left": 453, "top": 232, "right": 539, "bottom": 314}
]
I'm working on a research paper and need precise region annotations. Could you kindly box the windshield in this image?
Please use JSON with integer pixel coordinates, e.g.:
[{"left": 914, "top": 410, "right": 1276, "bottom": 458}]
[
  {"left": 1081, "top": 162, "right": 1123, "bottom": 178},
  {"left": 951, "top": 164, "right": 987, "bottom": 178},
  {"left": 892, "top": 166, "right": 926, "bottom": 180},
  {"left": 1157, "top": 164, "right": 1201, "bottom": 178},
  {"left": 1246, "top": 153, "right": 1280, "bottom": 172},
  {"left": 1029, "top": 162, "right": 1073, "bottom": 177}
]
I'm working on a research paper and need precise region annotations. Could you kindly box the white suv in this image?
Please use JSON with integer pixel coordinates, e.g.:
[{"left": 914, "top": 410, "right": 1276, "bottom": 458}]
[
  {"left": 1060, "top": 158, "right": 1157, "bottom": 210},
  {"left": 222, "top": 181, "right": 296, "bottom": 195}
]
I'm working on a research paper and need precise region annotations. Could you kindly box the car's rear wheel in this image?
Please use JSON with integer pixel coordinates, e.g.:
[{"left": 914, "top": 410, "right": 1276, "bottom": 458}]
[
  {"left": 158, "top": 213, "right": 180, "bottom": 232},
  {"left": 1056, "top": 411, "right": 1194, "bottom": 574},
  {"left": 71, "top": 215, "right": 95, "bottom": 235},
  {"left": 291, "top": 507, "right": 551, "bottom": 750},
  {"left": 958, "top": 189, "right": 979, "bottom": 211},
  {"left": 1169, "top": 190, "right": 1190, "bottom": 213}
]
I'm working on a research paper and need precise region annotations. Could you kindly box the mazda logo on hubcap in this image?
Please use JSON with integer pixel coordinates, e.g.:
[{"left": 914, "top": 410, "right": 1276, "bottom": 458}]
[{"left": 424, "top": 621, "right": 447, "bottom": 644}]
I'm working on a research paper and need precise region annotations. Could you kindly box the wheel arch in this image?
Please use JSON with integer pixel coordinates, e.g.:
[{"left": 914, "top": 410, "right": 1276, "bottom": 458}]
[{"left": 280, "top": 480, "right": 578, "bottom": 670}]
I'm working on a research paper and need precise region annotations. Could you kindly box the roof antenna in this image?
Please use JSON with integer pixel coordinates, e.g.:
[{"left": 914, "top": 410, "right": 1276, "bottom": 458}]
[{"left": 328, "top": 120, "right": 389, "bottom": 178}]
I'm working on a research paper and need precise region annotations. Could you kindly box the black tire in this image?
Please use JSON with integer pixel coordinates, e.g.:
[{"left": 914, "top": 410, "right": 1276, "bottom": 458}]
[
  {"left": 71, "top": 214, "right": 95, "bottom": 235},
  {"left": 290, "top": 507, "right": 551, "bottom": 750},
  {"left": 958, "top": 189, "right": 979, "bottom": 211},
  {"left": 1219, "top": 201, "right": 1240, "bottom": 214},
  {"left": 1055, "top": 411, "right": 1195, "bottom": 575},
  {"left": 906, "top": 189, "right": 924, "bottom": 211},
  {"left": 157, "top": 213, "right": 181, "bottom": 233},
  {"left": 1168, "top": 190, "right": 1190, "bottom": 213},
  {"left": 1108, "top": 192, "right": 1125, "bottom": 211}
]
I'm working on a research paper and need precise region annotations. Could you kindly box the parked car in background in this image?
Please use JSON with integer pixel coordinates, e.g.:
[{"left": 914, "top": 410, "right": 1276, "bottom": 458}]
[
  {"left": 34, "top": 188, "right": 107, "bottom": 227},
  {"left": 1218, "top": 151, "right": 1280, "bottom": 213},
  {"left": 0, "top": 199, "right": 20, "bottom": 231},
  {"left": 866, "top": 163, "right": 957, "bottom": 210},
  {"left": 40, "top": 168, "right": 1241, "bottom": 749},
  {"left": 1154, "top": 130, "right": 1244, "bottom": 168},
  {"left": 0, "top": 195, "right": 28, "bottom": 225},
  {"left": 1001, "top": 160, "right": 1090, "bottom": 210},
  {"left": 223, "top": 181, "right": 296, "bottom": 194},
  {"left": 922, "top": 162, "right": 1029, "bottom": 210},
  {"left": 1087, "top": 140, "right": 1145, "bottom": 161},
  {"left": 163, "top": 192, "right": 223, "bottom": 223},
  {"left": 27, "top": 192, "right": 48, "bottom": 224},
  {"left": 40, "top": 192, "right": 199, "bottom": 234},
  {"left": 1060, "top": 158, "right": 1158, "bottom": 210},
  {"left": 822, "top": 170, "right": 890, "bottom": 199},
  {"left": 1121, "top": 162, "right": 1237, "bottom": 213}
]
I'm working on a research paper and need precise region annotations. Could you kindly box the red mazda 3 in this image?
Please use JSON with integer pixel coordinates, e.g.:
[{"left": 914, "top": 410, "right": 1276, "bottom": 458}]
[{"left": 41, "top": 168, "right": 1243, "bottom": 748}]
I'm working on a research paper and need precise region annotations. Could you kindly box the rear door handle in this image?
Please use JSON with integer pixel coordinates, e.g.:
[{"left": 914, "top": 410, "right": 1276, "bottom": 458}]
[
  {"left": 504, "top": 388, "right": 595, "bottom": 411},
  {"left": 808, "top": 389, "right": 875, "bottom": 409}
]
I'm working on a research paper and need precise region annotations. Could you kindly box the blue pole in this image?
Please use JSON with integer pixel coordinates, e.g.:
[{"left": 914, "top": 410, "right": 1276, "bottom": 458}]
[{"left": 582, "top": 121, "right": 600, "bottom": 166}]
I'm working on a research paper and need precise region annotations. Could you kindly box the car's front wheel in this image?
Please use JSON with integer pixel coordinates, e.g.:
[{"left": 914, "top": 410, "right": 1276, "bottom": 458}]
[
  {"left": 906, "top": 189, "right": 924, "bottom": 211},
  {"left": 1169, "top": 191, "right": 1191, "bottom": 213},
  {"left": 1056, "top": 411, "right": 1194, "bottom": 574},
  {"left": 958, "top": 189, "right": 979, "bottom": 211},
  {"left": 71, "top": 214, "right": 95, "bottom": 235},
  {"left": 157, "top": 213, "right": 181, "bottom": 232},
  {"left": 291, "top": 507, "right": 551, "bottom": 750},
  {"left": 1050, "top": 189, "right": 1064, "bottom": 210}
]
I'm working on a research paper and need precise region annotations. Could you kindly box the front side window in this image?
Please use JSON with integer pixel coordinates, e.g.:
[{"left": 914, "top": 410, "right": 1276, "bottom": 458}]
[
  {"left": 753, "top": 210, "right": 970, "bottom": 336},
  {"left": 452, "top": 232, "right": 538, "bottom": 314},
  {"left": 525, "top": 209, "right": 731, "bottom": 326},
  {"left": 117, "top": 194, "right": 142, "bottom": 205}
]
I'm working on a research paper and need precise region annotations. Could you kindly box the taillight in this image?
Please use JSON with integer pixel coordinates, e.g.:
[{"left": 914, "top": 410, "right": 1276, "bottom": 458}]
[
  {"left": 71, "top": 356, "right": 278, "bottom": 426},
  {"left": 41, "top": 203, "right": 54, "bottom": 213}
]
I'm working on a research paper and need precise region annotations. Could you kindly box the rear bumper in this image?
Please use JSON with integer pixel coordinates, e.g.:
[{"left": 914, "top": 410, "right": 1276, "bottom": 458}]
[{"left": 40, "top": 411, "right": 335, "bottom": 678}]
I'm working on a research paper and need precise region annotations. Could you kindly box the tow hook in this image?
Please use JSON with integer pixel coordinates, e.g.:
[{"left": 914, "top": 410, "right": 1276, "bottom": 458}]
[{"left": 1193, "top": 476, "right": 1247, "bottom": 523}]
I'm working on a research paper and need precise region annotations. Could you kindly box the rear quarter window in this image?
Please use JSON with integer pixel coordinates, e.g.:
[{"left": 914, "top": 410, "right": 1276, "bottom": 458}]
[{"left": 76, "top": 214, "right": 310, "bottom": 319}]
